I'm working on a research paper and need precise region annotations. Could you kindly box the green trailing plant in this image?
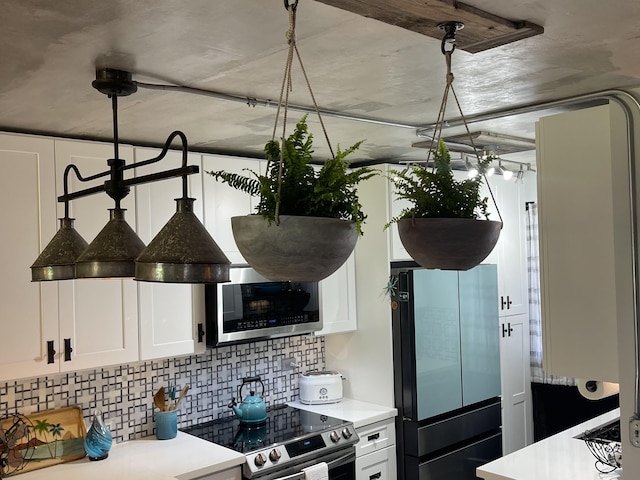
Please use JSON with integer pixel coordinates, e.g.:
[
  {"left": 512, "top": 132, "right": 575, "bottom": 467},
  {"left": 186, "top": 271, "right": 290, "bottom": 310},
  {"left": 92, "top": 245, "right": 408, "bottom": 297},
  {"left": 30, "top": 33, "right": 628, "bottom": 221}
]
[
  {"left": 208, "top": 115, "right": 377, "bottom": 234},
  {"left": 386, "top": 140, "right": 491, "bottom": 228}
]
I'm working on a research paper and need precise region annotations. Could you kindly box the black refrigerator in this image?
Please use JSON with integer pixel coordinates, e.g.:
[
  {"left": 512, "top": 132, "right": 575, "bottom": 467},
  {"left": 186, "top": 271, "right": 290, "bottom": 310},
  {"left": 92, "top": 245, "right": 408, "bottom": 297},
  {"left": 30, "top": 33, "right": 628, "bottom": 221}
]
[{"left": 391, "top": 261, "right": 502, "bottom": 480}]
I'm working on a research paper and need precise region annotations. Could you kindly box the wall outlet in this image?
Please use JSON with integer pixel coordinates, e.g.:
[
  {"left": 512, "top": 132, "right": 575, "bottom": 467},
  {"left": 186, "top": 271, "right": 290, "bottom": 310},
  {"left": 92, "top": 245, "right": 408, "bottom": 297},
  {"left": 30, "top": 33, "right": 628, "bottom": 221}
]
[
  {"left": 281, "top": 356, "right": 298, "bottom": 371},
  {"left": 630, "top": 417, "right": 640, "bottom": 447}
]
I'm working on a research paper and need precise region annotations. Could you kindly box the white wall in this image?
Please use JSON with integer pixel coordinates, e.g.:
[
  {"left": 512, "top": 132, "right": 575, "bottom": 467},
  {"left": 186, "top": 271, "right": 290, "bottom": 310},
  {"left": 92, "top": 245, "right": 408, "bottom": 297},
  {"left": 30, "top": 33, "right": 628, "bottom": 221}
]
[{"left": 325, "top": 172, "right": 395, "bottom": 407}]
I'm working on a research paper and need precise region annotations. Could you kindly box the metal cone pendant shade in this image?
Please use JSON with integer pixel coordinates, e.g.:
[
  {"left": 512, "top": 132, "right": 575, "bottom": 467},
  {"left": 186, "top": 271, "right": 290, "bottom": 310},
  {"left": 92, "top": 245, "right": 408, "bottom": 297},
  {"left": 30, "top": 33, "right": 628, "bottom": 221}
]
[
  {"left": 31, "top": 217, "right": 89, "bottom": 281},
  {"left": 135, "top": 197, "right": 230, "bottom": 283},
  {"left": 75, "top": 208, "right": 145, "bottom": 279}
]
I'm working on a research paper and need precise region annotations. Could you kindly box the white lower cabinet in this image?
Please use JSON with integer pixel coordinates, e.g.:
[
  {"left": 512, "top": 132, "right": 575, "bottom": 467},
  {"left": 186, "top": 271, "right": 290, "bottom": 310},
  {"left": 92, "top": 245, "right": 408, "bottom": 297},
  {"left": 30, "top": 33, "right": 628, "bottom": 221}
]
[
  {"left": 500, "top": 313, "right": 533, "bottom": 454},
  {"left": 355, "top": 418, "right": 397, "bottom": 480},
  {"left": 192, "top": 467, "right": 241, "bottom": 480}
]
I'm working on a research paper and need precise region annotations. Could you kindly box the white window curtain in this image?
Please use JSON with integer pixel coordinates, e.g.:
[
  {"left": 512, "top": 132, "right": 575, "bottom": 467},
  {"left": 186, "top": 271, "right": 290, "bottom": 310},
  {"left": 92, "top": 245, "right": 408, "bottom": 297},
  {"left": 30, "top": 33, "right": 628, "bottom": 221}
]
[{"left": 526, "top": 202, "right": 575, "bottom": 386}]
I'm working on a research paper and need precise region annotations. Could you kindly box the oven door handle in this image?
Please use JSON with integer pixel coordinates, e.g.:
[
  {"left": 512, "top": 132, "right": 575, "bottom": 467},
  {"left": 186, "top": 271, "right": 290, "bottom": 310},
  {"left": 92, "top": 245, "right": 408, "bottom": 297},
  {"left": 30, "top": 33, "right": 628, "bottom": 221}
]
[{"left": 272, "top": 451, "right": 356, "bottom": 480}]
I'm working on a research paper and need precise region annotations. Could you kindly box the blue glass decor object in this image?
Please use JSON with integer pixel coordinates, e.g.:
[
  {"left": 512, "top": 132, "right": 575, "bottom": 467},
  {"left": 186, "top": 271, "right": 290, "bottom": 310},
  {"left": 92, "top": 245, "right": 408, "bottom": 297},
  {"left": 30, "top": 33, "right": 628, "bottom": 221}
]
[{"left": 84, "top": 410, "right": 112, "bottom": 460}]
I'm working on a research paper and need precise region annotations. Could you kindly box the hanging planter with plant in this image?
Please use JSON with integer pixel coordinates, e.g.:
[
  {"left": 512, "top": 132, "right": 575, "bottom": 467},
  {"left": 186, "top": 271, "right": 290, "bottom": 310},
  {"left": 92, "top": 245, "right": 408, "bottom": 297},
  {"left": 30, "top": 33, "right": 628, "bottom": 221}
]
[
  {"left": 387, "top": 22, "right": 502, "bottom": 271},
  {"left": 208, "top": 1, "right": 376, "bottom": 282}
]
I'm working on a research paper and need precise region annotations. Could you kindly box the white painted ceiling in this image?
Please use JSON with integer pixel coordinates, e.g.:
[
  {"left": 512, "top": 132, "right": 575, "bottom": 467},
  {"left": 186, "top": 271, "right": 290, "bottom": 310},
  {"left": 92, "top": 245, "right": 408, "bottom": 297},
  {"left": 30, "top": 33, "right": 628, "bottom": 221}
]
[{"left": 1, "top": 0, "right": 640, "bottom": 168}]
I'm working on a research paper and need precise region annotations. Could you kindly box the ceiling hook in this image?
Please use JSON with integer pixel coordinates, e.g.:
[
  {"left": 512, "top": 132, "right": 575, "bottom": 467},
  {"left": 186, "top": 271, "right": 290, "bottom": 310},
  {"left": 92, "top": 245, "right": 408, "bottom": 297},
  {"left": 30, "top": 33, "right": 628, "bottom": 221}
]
[
  {"left": 283, "top": 0, "right": 298, "bottom": 11},
  {"left": 438, "top": 21, "right": 464, "bottom": 55}
]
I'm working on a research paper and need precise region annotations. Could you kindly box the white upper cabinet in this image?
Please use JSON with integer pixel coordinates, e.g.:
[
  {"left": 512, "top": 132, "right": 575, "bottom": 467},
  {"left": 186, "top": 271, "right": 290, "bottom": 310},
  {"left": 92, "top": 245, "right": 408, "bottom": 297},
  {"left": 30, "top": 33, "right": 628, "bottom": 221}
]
[
  {"left": 54, "top": 139, "right": 139, "bottom": 372},
  {"left": 536, "top": 105, "right": 621, "bottom": 382},
  {"left": 316, "top": 252, "right": 357, "bottom": 335},
  {"left": 481, "top": 177, "right": 529, "bottom": 317},
  {"left": 134, "top": 147, "right": 206, "bottom": 360},
  {"left": 200, "top": 155, "right": 261, "bottom": 265},
  {"left": 0, "top": 134, "right": 59, "bottom": 380}
]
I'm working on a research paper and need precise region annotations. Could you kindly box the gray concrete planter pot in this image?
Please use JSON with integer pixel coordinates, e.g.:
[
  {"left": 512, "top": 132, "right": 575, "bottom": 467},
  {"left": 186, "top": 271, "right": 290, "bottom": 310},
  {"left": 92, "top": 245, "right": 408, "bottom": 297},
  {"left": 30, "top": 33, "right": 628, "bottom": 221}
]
[
  {"left": 231, "top": 215, "right": 358, "bottom": 282},
  {"left": 398, "top": 217, "right": 502, "bottom": 271}
]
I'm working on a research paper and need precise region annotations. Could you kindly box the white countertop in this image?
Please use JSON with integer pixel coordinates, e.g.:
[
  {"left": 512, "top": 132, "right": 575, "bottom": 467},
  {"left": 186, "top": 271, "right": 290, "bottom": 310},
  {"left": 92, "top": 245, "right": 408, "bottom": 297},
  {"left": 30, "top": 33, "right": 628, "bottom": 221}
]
[
  {"left": 14, "top": 431, "right": 246, "bottom": 480},
  {"left": 477, "top": 409, "right": 622, "bottom": 480},
  {"left": 288, "top": 398, "right": 397, "bottom": 428}
]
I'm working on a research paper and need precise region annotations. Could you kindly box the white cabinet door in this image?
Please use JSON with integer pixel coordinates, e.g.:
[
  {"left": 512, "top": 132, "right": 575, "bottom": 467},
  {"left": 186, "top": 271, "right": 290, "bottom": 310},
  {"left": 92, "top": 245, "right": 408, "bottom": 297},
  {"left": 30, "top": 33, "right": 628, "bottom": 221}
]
[
  {"left": 193, "top": 467, "right": 242, "bottom": 480},
  {"left": 54, "top": 139, "right": 139, "bottom": 371},
  {"left": 354, "top": 417, "right": 397, "bottom": 480},
  {"left": 499, "top": 313, "right": 533, "bottom": 454},
  {"left": 387, "top": 164, "right": 412, "bottom": 261},
  {"left": 200, "top": 155, "right": 261, "bottom": 264},
  {"left": 134, "top": 147, "right": 206, "bottom": 360},
  {"left": 0, "top": 134, "right": 59, "bottom": 380},
  {"left": 316, "top": 252, "right": 357, "bottom": 335},
  {"left": 536, "top": 105, "right": 620, "bottom": 382},
  {"left": 482, "top": 177, "right": 529, "bottom": 317},
  {"left": 355, "top": 446, "right": 397, "bottom": 480}
]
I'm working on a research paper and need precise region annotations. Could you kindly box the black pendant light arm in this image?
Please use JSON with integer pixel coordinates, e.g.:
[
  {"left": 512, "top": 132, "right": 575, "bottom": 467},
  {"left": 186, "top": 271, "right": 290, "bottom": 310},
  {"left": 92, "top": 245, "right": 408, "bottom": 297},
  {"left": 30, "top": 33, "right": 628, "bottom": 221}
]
[
  {"left": 58, "top": 131, "right": 198, "bottom": 203},
  {"left": 61, "top": 163, "right": 110, "bottom": 216},
  {"left": 120, "top": 130, "right": 195, "bottom": 199}
]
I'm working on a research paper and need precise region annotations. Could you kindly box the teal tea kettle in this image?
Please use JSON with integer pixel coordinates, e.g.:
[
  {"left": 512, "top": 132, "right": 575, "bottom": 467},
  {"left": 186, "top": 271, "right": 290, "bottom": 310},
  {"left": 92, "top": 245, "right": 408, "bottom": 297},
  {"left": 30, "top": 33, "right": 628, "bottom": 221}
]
[{"left": 228, "top": 376, "right": 267, "bottom": 424}]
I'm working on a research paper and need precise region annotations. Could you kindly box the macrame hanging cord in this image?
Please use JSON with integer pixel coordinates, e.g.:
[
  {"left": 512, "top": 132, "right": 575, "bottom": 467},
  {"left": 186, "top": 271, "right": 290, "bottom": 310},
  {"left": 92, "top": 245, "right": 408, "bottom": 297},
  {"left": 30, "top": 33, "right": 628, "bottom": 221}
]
[
  {"left": 271, "top": 0, "right": 335, "bottom": 224},
  {"left": 428, "top": 28, "right": 503, "bottom": 225}
]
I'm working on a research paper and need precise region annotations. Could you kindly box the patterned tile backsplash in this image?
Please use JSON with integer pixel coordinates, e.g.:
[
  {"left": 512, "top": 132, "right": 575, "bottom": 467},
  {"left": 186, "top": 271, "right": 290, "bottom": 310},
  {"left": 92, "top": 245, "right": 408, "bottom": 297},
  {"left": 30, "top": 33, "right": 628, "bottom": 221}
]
[{"left": 0, "top": 335, "right": 324, "bottom": 443}]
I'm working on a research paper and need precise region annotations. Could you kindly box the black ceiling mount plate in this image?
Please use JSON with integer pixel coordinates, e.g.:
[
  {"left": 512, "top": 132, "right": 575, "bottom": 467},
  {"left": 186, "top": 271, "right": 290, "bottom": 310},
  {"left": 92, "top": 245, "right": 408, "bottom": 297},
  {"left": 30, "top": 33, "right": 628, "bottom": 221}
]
[
  {"left": 92, "top": 68, "right": 137, "bottom": 97},
  {"left": 437, "top": 21, "right": 465, "bottom": 34}
]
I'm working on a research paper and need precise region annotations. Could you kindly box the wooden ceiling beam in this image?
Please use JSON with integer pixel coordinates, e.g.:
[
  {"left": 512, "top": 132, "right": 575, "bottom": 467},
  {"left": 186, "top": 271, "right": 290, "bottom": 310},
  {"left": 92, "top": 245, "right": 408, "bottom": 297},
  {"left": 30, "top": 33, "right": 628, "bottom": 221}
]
[{"left": 314, "top": 0, "right": 544, "bottom": 53}]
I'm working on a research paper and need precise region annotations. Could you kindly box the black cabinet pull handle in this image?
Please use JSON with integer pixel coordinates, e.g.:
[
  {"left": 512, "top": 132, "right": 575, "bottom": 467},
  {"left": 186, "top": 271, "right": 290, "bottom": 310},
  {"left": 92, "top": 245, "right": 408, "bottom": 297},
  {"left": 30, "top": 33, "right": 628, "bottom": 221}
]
[
  {"left": 197, "top": 323, "right": 205, "bottom": 343},
  {"left": 370, "top": 473, "right": 382, "bottom": 480},
  {"left": 507, "top": 295, "right": 513, "bottom": 308},
  {"left": 368, "top": 432, "right": 380, "bottom": 441},
  {"left": 508, "top": 322, "right": 514, "bottom": 336},
  {"left": 64, "top": 338, "right": 73, "bottom": 361},
  {"left": 47, "top": 340, "right": 56, "bottom": 364}
]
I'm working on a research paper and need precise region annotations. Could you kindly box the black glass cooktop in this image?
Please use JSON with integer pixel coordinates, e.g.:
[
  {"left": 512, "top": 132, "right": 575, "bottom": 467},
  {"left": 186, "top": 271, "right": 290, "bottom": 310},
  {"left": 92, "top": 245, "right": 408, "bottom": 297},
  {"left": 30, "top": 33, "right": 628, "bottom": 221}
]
[{"left": 180, "top": 405, "right": 349, "bottom": 454}]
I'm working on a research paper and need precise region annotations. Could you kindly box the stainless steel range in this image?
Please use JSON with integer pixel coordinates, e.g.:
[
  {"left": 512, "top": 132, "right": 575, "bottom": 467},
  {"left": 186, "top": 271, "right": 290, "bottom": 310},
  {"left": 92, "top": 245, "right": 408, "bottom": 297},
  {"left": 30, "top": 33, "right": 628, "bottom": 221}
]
[{"left": 181, "top": 405, "right": 358, "bottom": 480}]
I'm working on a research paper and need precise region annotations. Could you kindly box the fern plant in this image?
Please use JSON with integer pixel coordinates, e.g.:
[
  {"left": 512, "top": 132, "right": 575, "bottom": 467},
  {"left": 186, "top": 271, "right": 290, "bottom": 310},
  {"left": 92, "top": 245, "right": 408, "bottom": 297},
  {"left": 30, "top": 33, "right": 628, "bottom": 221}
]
[
  {"left": 208, "top": 116, "right": 377, "bottom": 234},
  {"left": 386, "top": 140, "right": 491, "bottom": 228}
]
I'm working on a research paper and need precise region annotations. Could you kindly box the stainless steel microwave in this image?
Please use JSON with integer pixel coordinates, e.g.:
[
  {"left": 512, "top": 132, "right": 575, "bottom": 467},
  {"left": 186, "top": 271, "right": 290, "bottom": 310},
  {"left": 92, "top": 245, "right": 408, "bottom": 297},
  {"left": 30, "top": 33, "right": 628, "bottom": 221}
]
[{"left": 205, "top": 266, "right": 322, "bottom": 346}]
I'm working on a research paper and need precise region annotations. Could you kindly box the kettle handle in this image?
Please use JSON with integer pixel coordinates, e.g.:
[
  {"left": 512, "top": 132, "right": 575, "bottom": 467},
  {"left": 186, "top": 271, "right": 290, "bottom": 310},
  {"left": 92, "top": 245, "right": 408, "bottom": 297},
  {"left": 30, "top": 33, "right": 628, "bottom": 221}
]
[{"left": 239, "top": 375, "right": 265, "bottom": 398}]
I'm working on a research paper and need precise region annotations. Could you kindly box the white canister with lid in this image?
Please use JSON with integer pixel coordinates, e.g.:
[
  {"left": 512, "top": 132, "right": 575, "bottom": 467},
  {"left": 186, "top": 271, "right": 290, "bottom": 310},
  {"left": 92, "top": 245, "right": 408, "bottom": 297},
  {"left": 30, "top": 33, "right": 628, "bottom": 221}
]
[{"left": 299, "top": 371, "right": 343, "bottom": 404}]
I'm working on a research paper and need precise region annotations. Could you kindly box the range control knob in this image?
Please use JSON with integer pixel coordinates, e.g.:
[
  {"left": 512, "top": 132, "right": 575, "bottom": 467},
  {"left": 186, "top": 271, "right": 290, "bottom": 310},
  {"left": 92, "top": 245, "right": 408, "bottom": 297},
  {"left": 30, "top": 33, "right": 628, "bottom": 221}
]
[
  {"left": 330, "top": 430, "right": 341, "bottom": 443},
  {"left": 269, "top": 449, "right": 282, "bottom": 463},
  {"left": 254, "top": 453, "right": 267, "bottom": 467},
  {"left": 342, "top": 427, "right": 353, "bottom": 439}
]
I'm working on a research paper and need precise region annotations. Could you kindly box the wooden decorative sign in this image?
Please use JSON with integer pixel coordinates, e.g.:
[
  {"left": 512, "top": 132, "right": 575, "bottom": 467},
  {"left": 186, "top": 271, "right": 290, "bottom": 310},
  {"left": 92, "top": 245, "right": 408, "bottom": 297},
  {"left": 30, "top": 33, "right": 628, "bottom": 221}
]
[{"left": 0, "top": 406, "right": 87, "bottom": 476}]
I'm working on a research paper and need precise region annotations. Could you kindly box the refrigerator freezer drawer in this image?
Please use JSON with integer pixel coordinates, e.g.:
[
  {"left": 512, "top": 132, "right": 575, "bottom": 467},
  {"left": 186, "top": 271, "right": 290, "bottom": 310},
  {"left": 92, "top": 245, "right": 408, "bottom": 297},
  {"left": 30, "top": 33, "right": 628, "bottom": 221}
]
[
  {"left": 404, "top": 399, "right": 501, "bottom": 457},
  {"left": 406, "top": 431, "right": 502, "bottom": 480}
]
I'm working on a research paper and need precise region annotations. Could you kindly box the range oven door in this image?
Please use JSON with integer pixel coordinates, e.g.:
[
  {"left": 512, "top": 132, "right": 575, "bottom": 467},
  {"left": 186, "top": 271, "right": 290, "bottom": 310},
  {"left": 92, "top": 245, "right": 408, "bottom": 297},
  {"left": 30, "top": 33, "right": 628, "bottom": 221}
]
[{"left": 249, "top": 447, "right": 355, "bottom": 480}]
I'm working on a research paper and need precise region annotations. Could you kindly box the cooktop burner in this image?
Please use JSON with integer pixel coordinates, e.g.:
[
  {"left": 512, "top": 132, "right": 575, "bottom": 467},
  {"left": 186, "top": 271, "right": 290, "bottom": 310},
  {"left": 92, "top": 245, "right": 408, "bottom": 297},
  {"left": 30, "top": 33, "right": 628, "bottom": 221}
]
[
  {"left": 180, "top": 404, "right": 350, "bottom": 453},
  {"left": 182, "top": 405, "right": 358, "bottom": 479}
]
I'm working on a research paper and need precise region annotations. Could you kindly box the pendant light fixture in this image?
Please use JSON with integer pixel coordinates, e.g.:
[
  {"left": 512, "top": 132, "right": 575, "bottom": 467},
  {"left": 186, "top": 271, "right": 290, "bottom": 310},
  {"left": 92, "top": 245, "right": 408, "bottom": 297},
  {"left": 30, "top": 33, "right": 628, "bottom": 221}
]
[
  {"left": 31, "top": 68, "right": 230, "bottom": 283},
  {"left": 30, "top": 166, "right": 89, "bottom": 281}
]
